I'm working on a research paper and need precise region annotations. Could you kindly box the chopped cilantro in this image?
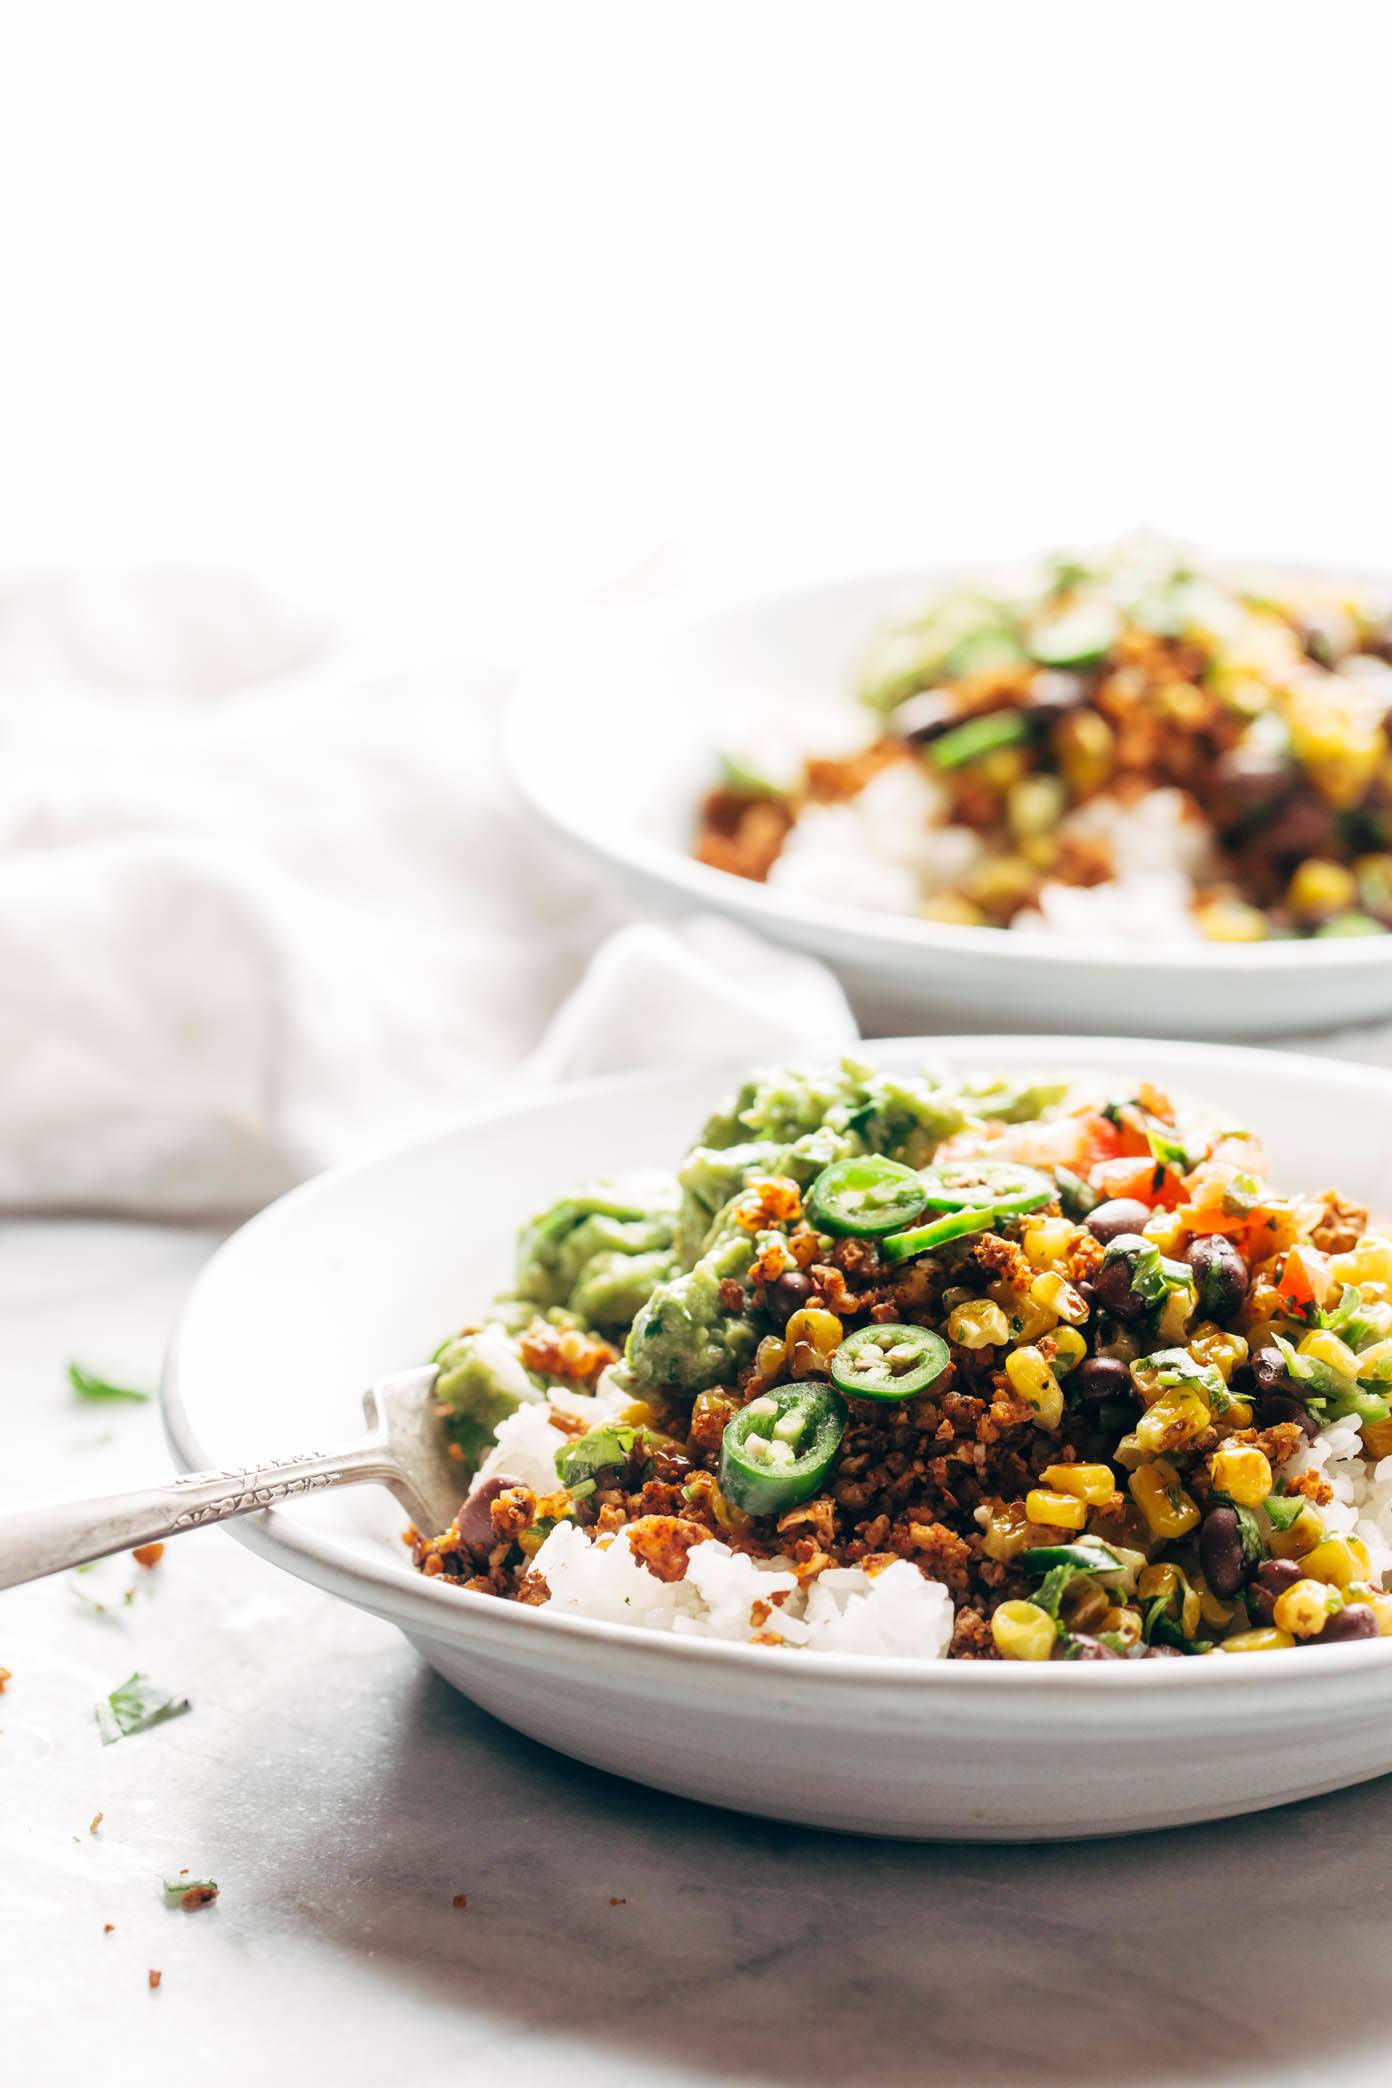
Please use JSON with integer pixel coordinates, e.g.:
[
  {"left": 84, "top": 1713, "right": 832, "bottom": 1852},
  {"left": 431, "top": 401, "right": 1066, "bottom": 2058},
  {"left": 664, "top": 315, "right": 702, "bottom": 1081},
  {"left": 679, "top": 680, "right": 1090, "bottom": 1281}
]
[
  {"left": 68, "top": 1362, "right": 149, "bottom": 1405},
  {"left": 1263, "top": 1493, "right": 1307, "bottom": 1533},
  {"left": 96, "top": 1673, "right": 190, "bottom": 1745},
  {"left": 555, "top": 1424, "right": 638, "bottom": 1489}
]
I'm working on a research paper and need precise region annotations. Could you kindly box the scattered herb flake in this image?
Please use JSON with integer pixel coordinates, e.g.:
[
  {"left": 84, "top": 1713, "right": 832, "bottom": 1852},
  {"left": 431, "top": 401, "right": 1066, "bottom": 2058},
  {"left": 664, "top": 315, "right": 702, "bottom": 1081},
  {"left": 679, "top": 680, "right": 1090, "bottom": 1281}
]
[
  {"left": 96, "top": 1673, "right": 190, "bottom": 1745},
  {"left": 68, "top": 1362, "right": 150, "bottom": 1405},
  {"left": 164, "top": 1879, "right": 218, "bottom": 1910}
]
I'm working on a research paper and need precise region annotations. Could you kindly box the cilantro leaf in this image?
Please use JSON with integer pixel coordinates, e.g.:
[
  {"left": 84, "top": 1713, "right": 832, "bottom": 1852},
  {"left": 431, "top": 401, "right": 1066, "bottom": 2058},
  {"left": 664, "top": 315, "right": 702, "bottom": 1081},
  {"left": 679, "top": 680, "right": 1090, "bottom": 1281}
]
[
  {"left": 554, "top": 1424, "right": 638, "bottom": 1489},
  {"left": 96, "top": 1673, "right": 190, "bottom": 1745},
  {"left": 68, "top": 1362, "right": 149, "bottom": 1405}
]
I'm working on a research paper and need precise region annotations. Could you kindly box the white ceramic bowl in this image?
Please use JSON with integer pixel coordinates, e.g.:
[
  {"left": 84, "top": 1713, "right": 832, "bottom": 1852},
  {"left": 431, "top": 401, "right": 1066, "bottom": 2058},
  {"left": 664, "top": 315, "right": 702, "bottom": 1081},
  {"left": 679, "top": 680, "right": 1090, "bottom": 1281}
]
[
  {"left": 163, "top": 1036, "right": 1392, "bottom": 1841},
  {"left": 506, "top": 573, "right": 1392, "bottom": 1037}
]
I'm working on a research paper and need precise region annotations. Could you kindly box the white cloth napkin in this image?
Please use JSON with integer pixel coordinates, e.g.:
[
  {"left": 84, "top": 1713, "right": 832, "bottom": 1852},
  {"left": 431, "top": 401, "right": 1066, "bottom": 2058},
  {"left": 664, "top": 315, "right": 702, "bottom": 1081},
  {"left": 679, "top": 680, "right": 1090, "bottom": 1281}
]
[{"left": 0, "top": 572, "right": 856, "bottom": 1216}]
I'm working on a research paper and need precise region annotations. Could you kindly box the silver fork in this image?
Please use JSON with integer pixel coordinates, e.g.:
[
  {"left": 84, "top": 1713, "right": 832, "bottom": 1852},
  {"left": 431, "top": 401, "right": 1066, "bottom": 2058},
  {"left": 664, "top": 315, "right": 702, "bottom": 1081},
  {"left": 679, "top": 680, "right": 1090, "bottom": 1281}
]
[{"left": 0, "top": 1367, "right": 459, "bottom": 1592}]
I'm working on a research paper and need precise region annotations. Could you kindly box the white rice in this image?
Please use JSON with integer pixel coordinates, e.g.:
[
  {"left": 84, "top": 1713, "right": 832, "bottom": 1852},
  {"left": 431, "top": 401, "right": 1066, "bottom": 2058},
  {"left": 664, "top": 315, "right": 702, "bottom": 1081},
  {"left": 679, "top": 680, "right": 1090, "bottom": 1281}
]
[
  {"left": 530, "top": 1519, "right": 955, "bottom": 1658},
  {"left": 1285, "top": 1419, "right": 1392, "bottom": 1586},
  {"left": 764, "top": 750, "right": 1220, "bottom": 947}
]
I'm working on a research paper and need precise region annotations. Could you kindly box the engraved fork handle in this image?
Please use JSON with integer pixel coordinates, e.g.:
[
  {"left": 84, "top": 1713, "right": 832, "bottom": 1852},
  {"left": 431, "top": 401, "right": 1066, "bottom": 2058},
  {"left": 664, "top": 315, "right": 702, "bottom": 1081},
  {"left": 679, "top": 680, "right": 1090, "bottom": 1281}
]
[{"left": 0, "top": 1439, "right": 393, "bottom": 1592}]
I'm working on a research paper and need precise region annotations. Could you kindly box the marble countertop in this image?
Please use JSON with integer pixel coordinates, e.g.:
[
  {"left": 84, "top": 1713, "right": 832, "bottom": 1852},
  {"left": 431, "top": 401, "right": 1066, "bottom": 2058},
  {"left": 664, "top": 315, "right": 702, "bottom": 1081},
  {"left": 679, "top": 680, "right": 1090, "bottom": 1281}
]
[{"left": 6, "top": 1215, "right": 1392, "bottom": 2087}]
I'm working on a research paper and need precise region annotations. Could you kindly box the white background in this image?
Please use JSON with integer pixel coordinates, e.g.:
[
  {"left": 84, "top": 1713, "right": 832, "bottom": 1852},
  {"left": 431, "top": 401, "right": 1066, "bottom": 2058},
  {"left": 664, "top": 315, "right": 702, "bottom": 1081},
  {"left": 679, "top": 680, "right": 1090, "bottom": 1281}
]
[{"left": 2, "top": 0, "right": 1390, "bottom": 651}]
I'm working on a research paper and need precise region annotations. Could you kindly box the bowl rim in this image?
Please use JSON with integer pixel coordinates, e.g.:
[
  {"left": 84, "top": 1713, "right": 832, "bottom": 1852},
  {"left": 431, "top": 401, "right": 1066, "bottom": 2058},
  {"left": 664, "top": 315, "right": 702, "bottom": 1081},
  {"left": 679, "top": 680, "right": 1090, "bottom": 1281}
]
[
  {"left": 161, "top": 1032, "right": 1392, "bottom": 1695},
  {"left": 505, "top": 562, "right": 1392, "bottom": 978}
]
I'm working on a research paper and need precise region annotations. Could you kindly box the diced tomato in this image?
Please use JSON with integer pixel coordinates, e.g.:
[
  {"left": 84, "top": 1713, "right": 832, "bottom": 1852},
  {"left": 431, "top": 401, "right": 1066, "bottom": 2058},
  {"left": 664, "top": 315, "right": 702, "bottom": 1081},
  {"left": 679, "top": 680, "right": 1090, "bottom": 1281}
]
[
  {"left": 1276, "top": 1243, "right": 1333, "bottom": 1314},
  {"left": 1088, "top": 1156, "right": 1186, "bottom": 1209},
  {"left": 1135, "top": 1081, "right": 1176, "bottom": 1123}
]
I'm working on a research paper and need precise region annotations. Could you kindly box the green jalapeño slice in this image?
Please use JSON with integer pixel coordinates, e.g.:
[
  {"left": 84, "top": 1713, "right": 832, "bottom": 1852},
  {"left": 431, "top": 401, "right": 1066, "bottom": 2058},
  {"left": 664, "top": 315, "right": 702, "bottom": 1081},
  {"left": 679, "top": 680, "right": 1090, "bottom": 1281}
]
[
  {"left": 831, "top": 1323, "right": 950, "bottom": 1403},
  {"left": 881, "top": 1204, "right": 997, "bottom": 1262},
  {"left": 718, "top": 1382, "right": 848, "bottom": 1517},
  {"left": 805, "top": 1155, "right": 928, "bottom": 1239},
  {"left": 917, "top": 1158, "right": 1053, "bottom": 1217}
]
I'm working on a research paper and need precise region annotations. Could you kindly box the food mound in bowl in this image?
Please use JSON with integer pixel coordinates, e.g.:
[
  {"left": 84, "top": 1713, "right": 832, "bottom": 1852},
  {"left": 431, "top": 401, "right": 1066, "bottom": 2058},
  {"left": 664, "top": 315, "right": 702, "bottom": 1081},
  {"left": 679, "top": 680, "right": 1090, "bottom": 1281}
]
[
  {"left": 411, "top": 1058, "right": 1392, "bottom": 1662},
  {"left": 694, "top": 541, "right": 1392, "bottom": 944}
]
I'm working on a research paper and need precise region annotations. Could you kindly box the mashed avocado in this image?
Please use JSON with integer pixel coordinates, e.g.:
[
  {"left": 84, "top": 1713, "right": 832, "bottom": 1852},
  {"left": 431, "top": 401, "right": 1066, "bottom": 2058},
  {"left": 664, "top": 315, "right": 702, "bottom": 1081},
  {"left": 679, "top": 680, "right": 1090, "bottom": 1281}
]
[
  {"left": 434, "top": 1322, "right": 547, "bottom": 1469},
  {"left": 625, "top": 1232, "right": 759, "bottom": 1394},
  {"left": 514, "top": 1173, "right": 679, "bottom": 1327}
]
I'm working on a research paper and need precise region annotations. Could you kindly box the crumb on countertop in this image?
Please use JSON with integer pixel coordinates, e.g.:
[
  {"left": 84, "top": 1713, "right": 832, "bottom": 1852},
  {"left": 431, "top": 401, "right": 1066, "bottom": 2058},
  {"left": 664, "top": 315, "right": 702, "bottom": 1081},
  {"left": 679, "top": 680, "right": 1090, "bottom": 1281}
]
[
  {"left": 148, "top": 1970, "right": 162, "bottom": 1991},
  {"left": 131, "top": 1543, "right": 165, "bottom": 1569}
]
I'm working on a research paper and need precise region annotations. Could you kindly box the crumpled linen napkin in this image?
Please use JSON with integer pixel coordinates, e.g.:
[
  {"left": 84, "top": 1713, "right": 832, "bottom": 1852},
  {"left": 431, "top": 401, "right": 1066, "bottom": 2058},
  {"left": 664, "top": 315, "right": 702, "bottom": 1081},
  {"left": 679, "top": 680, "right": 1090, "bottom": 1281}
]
[{"left": 0, "top": 572, "right": 856, "bottom": 1217}]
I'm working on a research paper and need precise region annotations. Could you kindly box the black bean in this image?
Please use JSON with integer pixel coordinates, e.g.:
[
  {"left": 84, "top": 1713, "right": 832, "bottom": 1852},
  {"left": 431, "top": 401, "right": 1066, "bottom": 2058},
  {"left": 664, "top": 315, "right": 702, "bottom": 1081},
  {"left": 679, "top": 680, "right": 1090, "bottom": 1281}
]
[
  {"left": 1091, "top": 1252, "right": 1150, "bottom": 1324},
  {"left": 1258, "top": 1393, "right": 1320, "bottom": 1440},
  {"left": 1063, "top": 1634, "right": 1120, "bottom": 1661},
  {"left": 1188, "top": 1235, "right": 1249, "bottom": 1320},
  {"left": 891, "top": 690, "right": 959, "bottom": 744},
  {"left": 1077, "top": 1355, "right": 1134, "bottom": 1406},
  {"left": 455, "top": 1473, "right": 524, "bottom": 1556},
  {"left": 1086, "top": 1199, "right": 1154, "bottom": 1245},
  {"left": 1028, "top": 670, "right": 1089, "bottom": 722},
  {"left": 1313, "top": 1604, "right": 1378, "bottom": 1645},
  {"left": 1250, "top": 1345, "right": 1300, "bottom": 1395},
  {"left": 766, "top": 1270, "right": 814, "bottom": 1326},
  {"left": 1246, "top": 1558, "right": 1303, "bottom": 1625},
  {"left": 1199, "top": 1504, "right": 1246, "bottom": 1598}
]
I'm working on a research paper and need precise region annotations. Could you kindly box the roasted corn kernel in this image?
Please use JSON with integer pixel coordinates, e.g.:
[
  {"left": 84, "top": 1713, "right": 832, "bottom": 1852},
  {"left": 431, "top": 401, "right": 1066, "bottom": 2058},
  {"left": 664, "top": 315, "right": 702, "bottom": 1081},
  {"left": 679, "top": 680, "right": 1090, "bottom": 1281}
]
[
  {"left": 1025, "top": 1488, "right": 1087, "bottom": 1531},
  {"left": 1297, "top": 1328, "right": 1360, "bottom": 1380},
  {"left": 991, "top": 1600, "right": 1057, "bottom": 1661},
  {"left": 1041, "top": 1462, "right": 1115, "bottom": 1504},
  {"left": 1099, "top": 1605, "right": 1142, "bottom": 1647},
  {"left": 1269, "top": 1505, "right": 1325, "bottom": 1560},
  {"left": 1195, "top": 1574, "right": 1236, "bottom": 1629},
  {"left": 1135, "top": 1385, "right": 1211, "bottom": 1454},
  {"left": 946, "top": 1299, "right": 1011, "bottom": 1350},
  {"left": 1129, "top": 1457, "right": 1200, "bottom": 1539},
  {"left": 1044, "top": 1326, "right": 1088, "bottom": 1376},
  {"left": 1221, "top": 1627, "right": 1295, "bottom": 1654},
  {"left": 1030, "top": 1270, "right": 1089, "bottom": 1325},
  {"left": 1054, "top": 707, "right": 1115, "bottom": 796},
  {"left": 981, "top": 1500, "right": 1032, "bottom": 1562},
  {"left": 1022, "top": 1216, "right": 1075, "bottom": 1268},
  {"left": 1287, "top": 858, "right": 1358, "bottom": 923},
  {"left": 1297, "top": 1534, "right": 1370, "bottom": 1588},
  {"left": 1210, "top": 1444, "right": 1273, "bottom": 1508},
  {"left": 1196, "top": 898, "right": 1270, "bottom": 942},
  {"left": 1273, "top": 1578, "right": 1338, "bottom": 1638},
  {"left": 1189, "top": 1322, "right": 1249, "bottom": 1385},
  {"left": 785, "top": 1308, "right": 843, "bottom": 1378},
  {"left": 1005, "top": 1345, "right": 1064, "bottom": 1428}
]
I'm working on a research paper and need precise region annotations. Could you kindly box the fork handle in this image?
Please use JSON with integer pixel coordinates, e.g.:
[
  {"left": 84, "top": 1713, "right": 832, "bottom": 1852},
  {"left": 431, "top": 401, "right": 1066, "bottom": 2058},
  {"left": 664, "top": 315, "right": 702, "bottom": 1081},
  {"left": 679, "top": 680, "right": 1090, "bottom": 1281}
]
[{"left": 0, "top": 1439, "right": 390, "bottom": 1591}]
